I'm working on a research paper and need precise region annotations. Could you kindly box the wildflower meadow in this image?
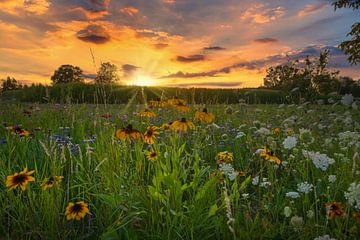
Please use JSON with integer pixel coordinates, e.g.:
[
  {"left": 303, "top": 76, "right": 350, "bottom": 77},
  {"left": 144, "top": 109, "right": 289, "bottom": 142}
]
[{"left": 0, "top": 96, "right": 359, "bottom": 239}]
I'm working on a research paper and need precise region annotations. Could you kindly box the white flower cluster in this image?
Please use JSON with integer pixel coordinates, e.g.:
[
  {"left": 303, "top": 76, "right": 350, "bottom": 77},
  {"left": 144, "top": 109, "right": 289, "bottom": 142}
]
[
  {"left": 254, "top": 127, "right": 270, "bottom": 136},
  {"left": 344, "top": 182, "right": 360, "bottom": 209},
  {"left": 297, "top": 181, "right": 314, "bottom": 194},
  {"left": 302, "top": 150, "right": 335, "bottom": 171},
  {"left": 259, "top": 178, "right": 272, "bottom": 188},
  {"left": 328, "top": 175, "right": 336, "bottom": 183},
  {"left": 338, "top": 131, "right": 360, "bottom": 148},
  {"left": 314, "top": 235, "right": 336, "bottom": 240},
  {"left": 219, "top": 163, "right": 238, "bottom": 181},
  {"left": 286, "top": 191, "right": 300, "bottom": 199},
  {"left": 341, "top": 94, "right": 354, "bottom": 106},
  {"left": 283, "top": 136, "right": 297, "bottom": 150}
]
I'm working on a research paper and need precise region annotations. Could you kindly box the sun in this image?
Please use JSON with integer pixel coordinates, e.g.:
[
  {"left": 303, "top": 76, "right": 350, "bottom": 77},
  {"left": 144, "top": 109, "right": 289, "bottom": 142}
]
[{"left": 132, "top": 75, "right": 156, "bottom": 86}]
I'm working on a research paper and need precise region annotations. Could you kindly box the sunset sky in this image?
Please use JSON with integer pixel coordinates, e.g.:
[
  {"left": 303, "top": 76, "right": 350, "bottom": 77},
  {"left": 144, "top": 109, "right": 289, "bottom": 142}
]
[{"left": 0, "top": 0, "right": 360, "bottom": 88}]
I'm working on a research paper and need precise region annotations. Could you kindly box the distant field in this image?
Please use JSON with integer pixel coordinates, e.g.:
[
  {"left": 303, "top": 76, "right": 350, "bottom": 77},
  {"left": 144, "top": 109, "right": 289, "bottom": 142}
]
[{"left": 0, "top": 101, "right": 359, "bottom": 239}]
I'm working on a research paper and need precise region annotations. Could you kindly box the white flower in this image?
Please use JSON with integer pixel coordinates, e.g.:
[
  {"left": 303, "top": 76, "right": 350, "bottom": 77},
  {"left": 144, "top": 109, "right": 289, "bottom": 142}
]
[
  {"left": 242, "top": 193, "right": 249, "bottom": 199},
  {"left": 306, "top": 210, "right": 314, "bottom": 219},
  {"left": 314, "top": 235, "right": 336, "bottom": 240},
  {"left": 283, "top": 136, "right": 297, "bottom": 150},
  {"left": 328, "top": 175, "right": 336, "bottom": 183},
  {"left": 290, "top": 216, "right": 303, "bottom": 228},
  {"left": 254, "top": 127, "right": 270, "bottom": 136},
  {"left": 344, "top": 182, "right": 360, "bottom": 209},
  {"left": 297, "top": 182, "right": 314, "bottom": 194},
  {"left": 219, "top": 163, "right": 238, "bottom": 181},
  {"left": 341, "top": 94, "right": 354, "bottom": 106},
  {"left": 284, "top": 206, "right": 292, "bottom": 217},
  {"left": 252, "top": 176, "right": 259, "bottom": 185},
  {"left": 286, "top": 191, "right": 300, "bottom": 199},
  {"left": 235, "top": 131, "right": 246, "bottom": 139},
  {"left": 260, "top": 178, "right": 271, "bottom": 188},
  {"left": 302, "top": 150, "right": 335, "bottom": 171}
]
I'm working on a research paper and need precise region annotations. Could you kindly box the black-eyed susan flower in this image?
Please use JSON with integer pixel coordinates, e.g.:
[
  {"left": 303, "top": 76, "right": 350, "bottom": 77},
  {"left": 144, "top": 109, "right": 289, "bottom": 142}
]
[
  {"left": 145, "top": 149, "right": 159, "bottom": 161},
  {"left": 194, "top": 108, "right": 215, "bottom": 123},
  {"left": 7, "top": 126, "right": 30, "bottom": 137},
  {"left": 325, "top": 202, "right": 345, "bottom": 219},
  {"left": 216, "top": 151, "right": 234, "bottom": 164},
  {"left": 137, "top": 109, "right": 157, "bottom": 118},
  {"left": 144, "top": 126, "right": 159, "bottom": 144},
  {"left": 65, "top": 201, "right": 90, "bottom": 221},
  {"left": 115, "top": 124, "right": 142, "bottom": 142},
  {"left": 149, "top": 99, "right": 167, "bottom": 108},
  {"left": 6, "top": 167, "right": 35, "bottom": 191},
  {"left": 272, "top": 128, "right": 281, "bottom": 135},
  {"left": 170, "top": 118, "right": 195, "bottom": 132},
  {"left": 41, "top": 176, "right": 64, "bottom": 190},
  {"left": 168, "top": 97, "right": 186, "bottom": 106},
  {"left": 260, "top": 146, "right": 281, "bottom": 165},
  {"left": 174, "top": 102, "right": 190, "bottom": 113},
  {"left": 160, "top": 122, "right": 172, "bottom": 130}
]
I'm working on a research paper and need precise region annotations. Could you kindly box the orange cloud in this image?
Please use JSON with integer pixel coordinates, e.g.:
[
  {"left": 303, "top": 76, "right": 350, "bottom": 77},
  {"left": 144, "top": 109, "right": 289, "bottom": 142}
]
[
  {"left": 240, "top": 4, "right": 285, "bottom": 24},
  {"left": 0, "top": 0, "right": 50, "bottom": 15},
  {"left": 298, "top": 4, "right": 327, "bottom": 17},
  {"left": 120, "top": 6, "right": 139, "bottom": 16}
]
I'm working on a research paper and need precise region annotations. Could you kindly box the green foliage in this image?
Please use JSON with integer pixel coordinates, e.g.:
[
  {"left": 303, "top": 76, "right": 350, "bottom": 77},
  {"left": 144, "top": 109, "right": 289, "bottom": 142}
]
[
  {"left": 1, "top": 76, "right": 22, "bottom": 92},
  {"left": 333, "top": 0, "right": 360, "bottom": 64},
  {"left": 95, "top": 62, "right": 120, "bottom": 84},
  {"left": 264, "top": 50, "right": 341, "bottom": 96},
  {"left": 51, "top": 65, "right": 84, "bottom": 85}
]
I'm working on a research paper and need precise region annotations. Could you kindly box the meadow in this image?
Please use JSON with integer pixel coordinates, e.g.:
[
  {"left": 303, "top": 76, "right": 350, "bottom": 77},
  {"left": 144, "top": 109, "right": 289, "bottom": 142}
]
[{"left": 0, "top": 97, "right": 359, "bottom": 239}]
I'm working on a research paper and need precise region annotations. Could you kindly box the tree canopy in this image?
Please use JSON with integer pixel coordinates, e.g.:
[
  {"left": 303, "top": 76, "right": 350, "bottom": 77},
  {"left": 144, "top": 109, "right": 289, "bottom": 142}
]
[
  {"left": 95, "top": 62, "right": 120, "bottom": 84},
  {"left": 51, "top": 65, "right": 84, "bottom": 85}
]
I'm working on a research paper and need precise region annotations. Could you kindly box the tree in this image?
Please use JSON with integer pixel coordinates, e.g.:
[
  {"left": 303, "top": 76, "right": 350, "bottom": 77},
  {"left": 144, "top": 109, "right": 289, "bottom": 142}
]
[
  {"left": 333, "top": 0, "right": 360, "bottom": 64},
  {"left": 95, "top": 62, "right": 120, "bottom": 84},
  {"left": 1, "top": 76, "right": 22, "bottom": 92},
  {"left": 51, "top": 65, "right": 84, "bottom": 85},
  {"left": 263, "top": 50, "right": 340, "bottom": 96}
]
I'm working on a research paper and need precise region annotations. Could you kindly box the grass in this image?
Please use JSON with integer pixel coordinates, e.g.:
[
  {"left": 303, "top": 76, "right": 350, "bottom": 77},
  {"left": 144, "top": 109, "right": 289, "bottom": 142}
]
[{"left": 0, "top": 100, "right": 359, "bottom": 239}]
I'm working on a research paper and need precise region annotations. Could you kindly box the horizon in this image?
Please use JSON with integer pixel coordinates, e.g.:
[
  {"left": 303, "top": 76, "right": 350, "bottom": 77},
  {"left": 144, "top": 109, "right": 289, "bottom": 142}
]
[{"left": 1, "top": 0, "right": 360, "bottom": 88}]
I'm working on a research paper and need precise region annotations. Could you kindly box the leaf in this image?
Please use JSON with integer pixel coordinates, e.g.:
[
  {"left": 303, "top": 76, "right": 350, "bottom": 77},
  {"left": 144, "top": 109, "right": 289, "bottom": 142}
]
[{"left": 208, "top": 204, "right": 218, "bottom": 217}]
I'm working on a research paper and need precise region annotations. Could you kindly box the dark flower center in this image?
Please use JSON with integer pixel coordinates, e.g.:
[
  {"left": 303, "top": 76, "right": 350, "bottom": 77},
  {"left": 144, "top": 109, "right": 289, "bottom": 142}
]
[
  {"left": 180, "top": 118, "right": 186, "bottom": 122},
  {"left": 14, "top": 174, "right": 27, "bottom": 184},
  {"left": 202, "top": 108, "right": 208, "bottom": 113},
  {"left": 71, "top": 204, "right": 84, "bottom": 214}
]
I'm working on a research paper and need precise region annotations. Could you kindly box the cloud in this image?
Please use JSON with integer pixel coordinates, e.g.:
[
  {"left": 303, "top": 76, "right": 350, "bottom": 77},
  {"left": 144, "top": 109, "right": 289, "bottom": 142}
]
[
  {"left": 176, "top": 54, "right": 205, "bottom": 62},
  {"left": 167, "top": 81, "right": 243, "bottom": 88},
  {"left": 254, "top": 38, "right": 278, "bottom": 43},
  {"left": 55, "top": 0, "right": 110, "bottom": 19},
  {"left": 298, "top": 3, "right": 328, "bottom": 17},
  {"left": 120, "top": 6, "right": 139, "bottom": 16},
  {"left": 204, "top": 46, "right": 226, "bottom": 51},
  {"left": 0, "top": 0, "right": 50, "bottom": 15},
  {"left": 240, "top": 4, "right": 285, "bottom": 24},
  {"left": 122, "top": 64, "right": 139, "bottom": 78},
  {"left": 153, "top": 43, "right": 169, "bottom": 49},
  {"left": 162, "top": 45, "right": 356, "bottom": 79},
  {"left": 76, "top": 24, "right": 110, "bottom": 44}
]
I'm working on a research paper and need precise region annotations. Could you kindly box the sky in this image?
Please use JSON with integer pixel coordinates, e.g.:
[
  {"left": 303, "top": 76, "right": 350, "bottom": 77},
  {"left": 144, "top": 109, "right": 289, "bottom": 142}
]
[{"left": 0, "top": 0, "right": 359, "bottom": 88}]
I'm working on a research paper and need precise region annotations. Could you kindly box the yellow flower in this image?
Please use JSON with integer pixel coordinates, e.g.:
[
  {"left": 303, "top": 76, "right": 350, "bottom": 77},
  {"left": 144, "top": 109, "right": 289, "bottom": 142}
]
[
  {"left": 168, "top": 97, "right": 186, "bottom": 106},
  {"left": 65, "top": 201, "right": 90, "bottom": 221},
  {"left": 115, "top": 124, "right": 142, "bottom": 142},
  {"left": 137, "top": 109, "right": 157, "bottom": 118},
  {"left": 145, "top": 149, "right": 159, "bottom": 161},
  {"left": 160, "top": 122, "right": 172, "bottom": 130},
  {"left": 149, "top": 99, "right": 168, "bottom": 108},
  {"left": 41, "top": 176, "right": 64, "bottom": 190},
  {"left": 325, "top": 202, "right": 345, "bottom": 219},
  {"left": 170, "top": 118, "right": 195, "bottom": 132},
  {"left": 194, "top": 108, "right": 215, "bottom": 123},
  {"left": 272, "top": 128, "right": 281, "bottom": 135},
  {"left": 144, "top": 126, "right": 159, "bottom": 144},
  {"left": 7, "top": 126, "right": 30, "bottom": 137},
  {"left": 216, "top": 151, "right": 234, "bottom": 164},
  {"left": 174, "top": 102, "right": 190, "bottom": 113},
  {"left": 6, "top": 167, "right": 35, "bottom": 191},
  {"left": 260, "top": 146, "right": 281, "bottom": 165}
]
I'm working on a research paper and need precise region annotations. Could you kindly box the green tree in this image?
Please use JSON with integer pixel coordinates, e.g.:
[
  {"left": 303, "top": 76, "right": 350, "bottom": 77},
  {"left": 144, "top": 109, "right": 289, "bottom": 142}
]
[
  {"left": 1, "top": 76, "right": 22, "bottom": 92},
  {"left": 51, "top": 65, "right": 84, "bottom": 85},
  {"left": 333, "top": 0, "right": 360, "bottom": 64},
  {"left": 95, "top": 62, "right": 120, "bottom": 84}
]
